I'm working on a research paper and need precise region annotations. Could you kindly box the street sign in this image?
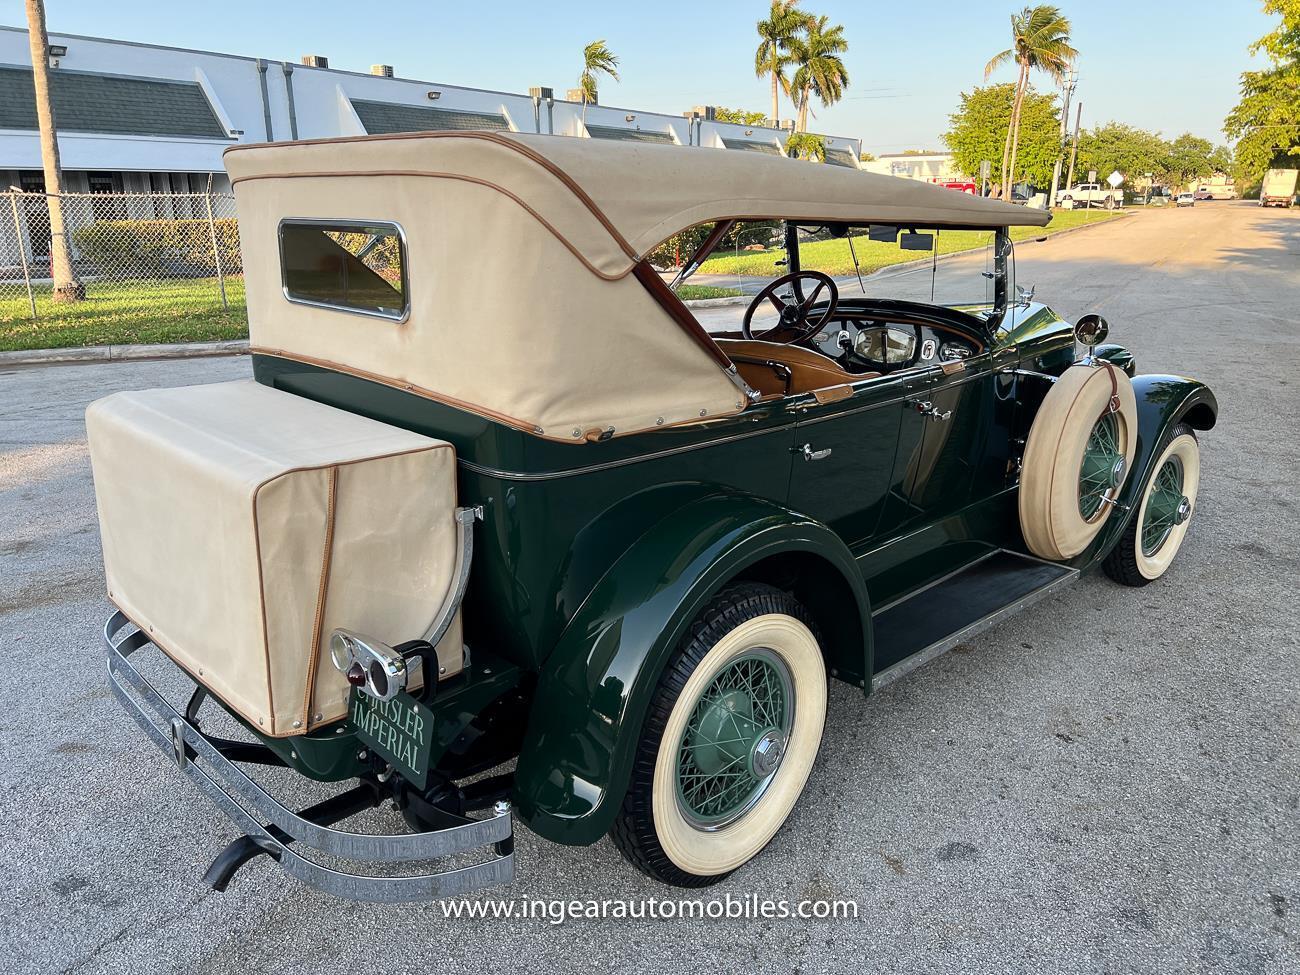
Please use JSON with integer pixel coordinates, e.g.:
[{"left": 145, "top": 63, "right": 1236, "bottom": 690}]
[
  {"left": 1088, "top": 170, "right": 1097, "bottom": 183},
  {"left": 1107, "top": 171, "right": 1123, "bottom": 188},
  {"left": 979, "top": 160, "right": 991, "bottom": 179}
]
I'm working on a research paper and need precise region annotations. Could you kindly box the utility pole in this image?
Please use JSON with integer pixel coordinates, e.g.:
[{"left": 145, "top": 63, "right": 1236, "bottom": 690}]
[
  {"left": 1065, "top": 102, "right": 1083, "bottom": 194},
  {"left": 25, "top": 0, "right": 83, "bottom": 302},
  {"left": 1048, "top": 68, "right": 1079, "bottom": 209}
]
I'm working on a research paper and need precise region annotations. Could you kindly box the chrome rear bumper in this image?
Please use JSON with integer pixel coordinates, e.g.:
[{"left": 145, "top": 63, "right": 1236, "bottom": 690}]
[{"left": 103, "top": 610, "right": 513, "bottom": 902}]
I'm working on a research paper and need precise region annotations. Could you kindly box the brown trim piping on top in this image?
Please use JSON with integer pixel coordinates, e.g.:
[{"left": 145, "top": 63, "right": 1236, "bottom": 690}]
[
  {"left": 252, "top": 347, "right": 540, "bottom": 433},
  {"left": 234, "top": 170, "right": 630, "bottom": 282},
  {"left": 225, "top": 130, "right": 642, "bottom": 260},
  {"left": 631, "top": 261, "right": 734, "bottom": 370},
  {"left": 250, "top": 491, "right": 278, "bottom": 733},
  {"left": 302, "top": 464, "right": 338, "bottom": 730},
  {"left": 251, "top": 348, "right": 743, "bottom": 441}
]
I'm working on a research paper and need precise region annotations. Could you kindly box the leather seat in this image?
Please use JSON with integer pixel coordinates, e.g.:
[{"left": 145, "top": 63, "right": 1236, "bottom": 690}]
[{"left": 716, "top": 338, "right": 874, "bottom": 397}]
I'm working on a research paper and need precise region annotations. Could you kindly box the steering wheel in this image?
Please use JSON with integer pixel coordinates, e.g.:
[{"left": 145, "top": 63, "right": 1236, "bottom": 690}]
[{"left": 742, "top": 271, "right": 839, "bottom": 344}]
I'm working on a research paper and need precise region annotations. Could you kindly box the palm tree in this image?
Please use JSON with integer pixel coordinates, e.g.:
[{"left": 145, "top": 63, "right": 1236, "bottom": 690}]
[
  {"left": 754, "top": 0, "right": 803, "bottom": 128},
  {"left": 784, "top": 132, "right": 826, "bottom": 162},
  {"left": 579, "top": 40, "right": 620, "bottom": 126},
  {"left": 790, "top": 15, "right": 850, "bottom": 133},
  {"left": 24, "top": 0, "right": 83, "bottom": 302},
  {"left": 984, "top": 5, "right": 1076, "bottom": 200}
]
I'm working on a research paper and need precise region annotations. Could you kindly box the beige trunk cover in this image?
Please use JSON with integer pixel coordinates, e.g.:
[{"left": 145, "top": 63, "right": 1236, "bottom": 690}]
[{"left": 87, "top": 380, "right": 462, "bottom": 736}]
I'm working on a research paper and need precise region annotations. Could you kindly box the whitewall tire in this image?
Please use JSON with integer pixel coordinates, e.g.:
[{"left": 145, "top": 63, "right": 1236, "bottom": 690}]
[{"left": 611, "top": 583, "right": 827, "bottom": 887}]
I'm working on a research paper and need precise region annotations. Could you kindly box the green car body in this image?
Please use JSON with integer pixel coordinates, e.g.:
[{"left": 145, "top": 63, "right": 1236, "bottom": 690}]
[{"left": 247, "top": 292, "right": 1217, "bottom": 846}]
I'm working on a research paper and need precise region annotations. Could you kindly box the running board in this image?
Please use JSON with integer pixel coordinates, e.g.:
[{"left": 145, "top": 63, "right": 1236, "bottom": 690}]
[{"left": 870, "top": 550, "right": 1078, "bottom": 692}]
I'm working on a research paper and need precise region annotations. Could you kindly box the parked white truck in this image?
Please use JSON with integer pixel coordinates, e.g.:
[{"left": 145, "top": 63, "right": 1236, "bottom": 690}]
[
  {"left": 1056, "top": 182, "right": 1124, "bottom": 209},
  {"left": 1259, "top": 169, "right": 1298, "bottom": 208}
]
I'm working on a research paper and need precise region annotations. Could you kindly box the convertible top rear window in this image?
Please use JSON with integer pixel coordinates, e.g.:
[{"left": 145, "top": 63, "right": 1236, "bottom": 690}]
[{"left": 279, "top": 219, "right": 408, "bottom": 321}]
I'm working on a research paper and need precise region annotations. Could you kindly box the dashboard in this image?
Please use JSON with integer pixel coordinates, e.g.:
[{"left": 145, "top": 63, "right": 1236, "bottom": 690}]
[{"left": 805, "top": 315, "right": 983, "bottom": 375}]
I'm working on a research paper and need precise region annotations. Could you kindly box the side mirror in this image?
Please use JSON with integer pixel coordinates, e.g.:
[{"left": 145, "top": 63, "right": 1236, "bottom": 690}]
[{"left": 1074, "top": 314, "right": 1110, "bottom": 348}]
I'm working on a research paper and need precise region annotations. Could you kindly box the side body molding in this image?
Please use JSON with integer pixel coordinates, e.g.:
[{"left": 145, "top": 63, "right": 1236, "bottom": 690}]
[{"left": 513, "top": 493, "right": 869, "bottom": 846}]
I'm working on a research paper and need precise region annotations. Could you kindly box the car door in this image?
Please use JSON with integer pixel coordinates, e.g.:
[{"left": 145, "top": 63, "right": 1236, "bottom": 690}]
[
  {"left": 852, "top": 345, "right": 1018, "bottom": 609},
  {"left": 785, "top": 372, "right": 923, "bottom": 550},
  {"left": 902, "top": 348, "right": 1009, "bottom": 521}
]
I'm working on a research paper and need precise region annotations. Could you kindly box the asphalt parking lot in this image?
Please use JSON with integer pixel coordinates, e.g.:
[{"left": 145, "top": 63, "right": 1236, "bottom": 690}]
[{"left": 1, "top": 201, "right": 1296, "bottom": 974}]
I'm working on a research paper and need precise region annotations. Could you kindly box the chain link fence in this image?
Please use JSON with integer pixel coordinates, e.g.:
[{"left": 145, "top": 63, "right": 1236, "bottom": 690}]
[{"left": 0, "top": 189, "right": 245, "bottom": 349}]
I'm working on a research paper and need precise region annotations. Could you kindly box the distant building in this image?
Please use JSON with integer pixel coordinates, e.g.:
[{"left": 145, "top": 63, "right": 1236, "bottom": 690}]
[
  {"left": 862, "top": 151, "right": 968, "bottom": 183},
  {"left": 0, "top": 24, "right": 864, "bottom": 200}
]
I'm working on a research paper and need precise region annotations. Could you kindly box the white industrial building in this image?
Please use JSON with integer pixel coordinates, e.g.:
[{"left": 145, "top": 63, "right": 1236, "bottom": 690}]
[
  {"left": 861, "top": 151, "right": 968, "bottom": 184},
  {"left": 0, "top": 23, "right": 864, "bottom": 201}
]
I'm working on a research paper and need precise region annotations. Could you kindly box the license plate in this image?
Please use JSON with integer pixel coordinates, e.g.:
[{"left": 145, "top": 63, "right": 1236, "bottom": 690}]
[{"left": 350, "top": 690, "right": 435, "bottom": 789}]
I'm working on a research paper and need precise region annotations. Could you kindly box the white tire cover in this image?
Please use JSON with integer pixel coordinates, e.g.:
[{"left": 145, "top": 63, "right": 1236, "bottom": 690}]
[
  {"left": 1019, "top": 362, "right": 1138, "bottom": 561},
  {"left": 651, "top": 614, "right": 827, "bottom": 876}
]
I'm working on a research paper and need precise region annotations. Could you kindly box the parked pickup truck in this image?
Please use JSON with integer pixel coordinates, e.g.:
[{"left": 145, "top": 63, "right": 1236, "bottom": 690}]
[
  {"left": 1056, "top": 183, "right": 1123, "bottom": 210},
  {"left": 1259, "top": 169, "right": 1298, "bottom": 208}
]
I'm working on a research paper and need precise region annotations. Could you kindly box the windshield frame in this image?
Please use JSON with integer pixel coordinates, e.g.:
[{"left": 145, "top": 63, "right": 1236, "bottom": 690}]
[{"left": 673, "top": 219, "right": 1014, "bottom": 333}]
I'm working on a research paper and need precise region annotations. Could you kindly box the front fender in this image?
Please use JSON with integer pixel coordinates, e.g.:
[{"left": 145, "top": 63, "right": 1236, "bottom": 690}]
[
  {"left": 513, "top": 492, "right": 868, "bottom": 846},
  {"left": 1083, "top": 373, "right": 1217, "bottom": 566}
]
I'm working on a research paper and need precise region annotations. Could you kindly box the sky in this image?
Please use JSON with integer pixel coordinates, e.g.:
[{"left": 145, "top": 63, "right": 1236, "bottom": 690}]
[{"left": 26, "top": 0, "right": 1274, "bottom": 155}]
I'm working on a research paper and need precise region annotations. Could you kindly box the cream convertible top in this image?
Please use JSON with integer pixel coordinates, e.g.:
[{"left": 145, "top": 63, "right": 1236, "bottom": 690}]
[{"left": 226, "top": 132, "right": 1049, "bottom": 440}]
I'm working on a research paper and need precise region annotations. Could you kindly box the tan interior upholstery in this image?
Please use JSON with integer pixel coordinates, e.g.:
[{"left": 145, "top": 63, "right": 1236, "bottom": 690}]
[
  {"left": 87, "top": 380, "right": 464, "bottom": 737},
  {"left": 715, "top": 339, "right": 875, "bottom": 396}
]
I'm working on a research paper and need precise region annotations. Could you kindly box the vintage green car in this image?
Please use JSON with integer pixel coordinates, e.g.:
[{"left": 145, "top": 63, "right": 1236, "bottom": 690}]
[{"left": 88, "top": 131, "right": 1217, "bottom": 902}]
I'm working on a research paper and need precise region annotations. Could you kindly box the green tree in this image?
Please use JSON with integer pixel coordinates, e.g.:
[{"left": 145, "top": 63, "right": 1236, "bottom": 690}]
[
  {"left": 1162, "top": 132, "right": 1217, "bottom": 188},
  {"left": 579, "top": 40, "right": 620, "bottom": 125},
  {"left": 785, "top": 131, "right": 827, "bottom": 161},
  {"left": 789, "top": 15, "right": 850, "bottom": 132},
  {"left": 984, "top": 5, "right": 1077, "bottom": 199},
  {"left": 754, "top": 0, "right": 804, "bottom": 128},
  {"left": 715, "top": 107, "right": 769, "bottom": 125},
  {"left": 1073, "top": 122, "right": 1167, "bottom": 187},
  {"left": 1208, "top": 144, "right": 1235, "bottom": 175},
  {"left": 1224, "top": 0, "right": 1300, "bottom": 183},
  {"left": 943, "top": 83, "right": 1062, "bottom": 188}
]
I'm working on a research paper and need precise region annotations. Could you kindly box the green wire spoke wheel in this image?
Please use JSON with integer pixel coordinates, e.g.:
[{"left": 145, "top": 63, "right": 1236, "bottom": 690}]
[
  {"left": 674, "top": 649, "right": 793, "bottom": 828},
  {"left": 1078, "top": 410, "right": 1126, "bottom": 522}
]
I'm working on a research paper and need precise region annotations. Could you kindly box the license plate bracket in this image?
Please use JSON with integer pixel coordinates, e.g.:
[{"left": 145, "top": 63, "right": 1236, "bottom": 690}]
[{"left": 350, "top": 690, "right": 435, "bottom": 789}]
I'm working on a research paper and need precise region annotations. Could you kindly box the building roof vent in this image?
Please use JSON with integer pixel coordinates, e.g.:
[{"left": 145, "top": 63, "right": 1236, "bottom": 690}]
[
  {"left": 370, "top": 64, "right": 394, "bottom": 77},
  {"left": 566, "top": 87, "right": 591, "bottom": 104},
  {"left": 300, "top": 55, "right": 329, "bottom": 69}
]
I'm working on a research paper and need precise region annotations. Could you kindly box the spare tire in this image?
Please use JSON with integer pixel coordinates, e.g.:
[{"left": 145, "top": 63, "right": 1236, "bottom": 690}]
[{"left": 1019, "top": 362, "right": 1138, "bottom": 561}]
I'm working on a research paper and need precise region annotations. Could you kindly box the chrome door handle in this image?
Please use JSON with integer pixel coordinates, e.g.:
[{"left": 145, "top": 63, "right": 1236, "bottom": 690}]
[
  {"left": 909, "top": 400, "right": 952, "bottom": 422},
  {"left": 798, "top": 443, "right": 833, "bottom": 461}
]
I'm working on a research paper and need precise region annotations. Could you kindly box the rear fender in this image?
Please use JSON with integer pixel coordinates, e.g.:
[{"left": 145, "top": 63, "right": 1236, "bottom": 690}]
[
  {"left": 513, "top": 493, "right": 868, "bottom": 846},
  {"left": 1084, "top": 374, "right": 1217, "bottom": 565}
]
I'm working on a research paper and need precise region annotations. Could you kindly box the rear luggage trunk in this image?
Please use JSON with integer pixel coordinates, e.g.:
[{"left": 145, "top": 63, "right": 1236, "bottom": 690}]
[{"left": 87, "top": 379, "right": 463, "bottom": 736}]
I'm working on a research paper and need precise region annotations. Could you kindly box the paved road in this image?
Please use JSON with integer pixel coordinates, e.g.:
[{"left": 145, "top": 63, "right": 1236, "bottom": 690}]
[{"left": 1, "top": 201, "right": 1297, "bottom": 974}]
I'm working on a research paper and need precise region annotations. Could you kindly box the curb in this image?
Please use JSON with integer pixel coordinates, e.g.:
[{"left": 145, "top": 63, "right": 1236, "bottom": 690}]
[{"left": 0, "top": 338, "right": 248, "bottom": 366}]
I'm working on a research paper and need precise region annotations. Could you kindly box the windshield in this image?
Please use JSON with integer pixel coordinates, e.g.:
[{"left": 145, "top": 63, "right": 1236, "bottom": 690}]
[{"left": 665, "top": 220, "right": 1007, "bottom": 325}]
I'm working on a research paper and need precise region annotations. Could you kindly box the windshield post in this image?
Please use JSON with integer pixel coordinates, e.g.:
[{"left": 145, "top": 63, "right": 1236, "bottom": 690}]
[{"left": 991, "top": 228, "right": 1012, "bottom": 329}]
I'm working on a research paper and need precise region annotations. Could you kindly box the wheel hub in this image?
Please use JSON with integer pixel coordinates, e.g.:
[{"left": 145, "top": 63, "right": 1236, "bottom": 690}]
[
  {"left": 676, "top": 650, "right": 793, "bottom": 828},
  {"left": 1079, "top": 412, "right": 1124, "bottom": 521},
  {"left": 1109, "top": 456, "right": 1127, "bottom": 488},
  {"left": 749, "top": 729, "right": 786, "bottom": 778}
]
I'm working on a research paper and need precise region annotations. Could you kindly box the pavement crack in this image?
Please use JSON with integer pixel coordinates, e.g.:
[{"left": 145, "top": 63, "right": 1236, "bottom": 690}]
[{"left": 59, "top": 889, "right": 215, "bottom": 975}]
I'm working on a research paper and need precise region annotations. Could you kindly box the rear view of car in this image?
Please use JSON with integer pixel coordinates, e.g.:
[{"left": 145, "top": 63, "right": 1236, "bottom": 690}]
[{"left": 1260, "top": 168, "right": 1298, "bottom": 207}]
